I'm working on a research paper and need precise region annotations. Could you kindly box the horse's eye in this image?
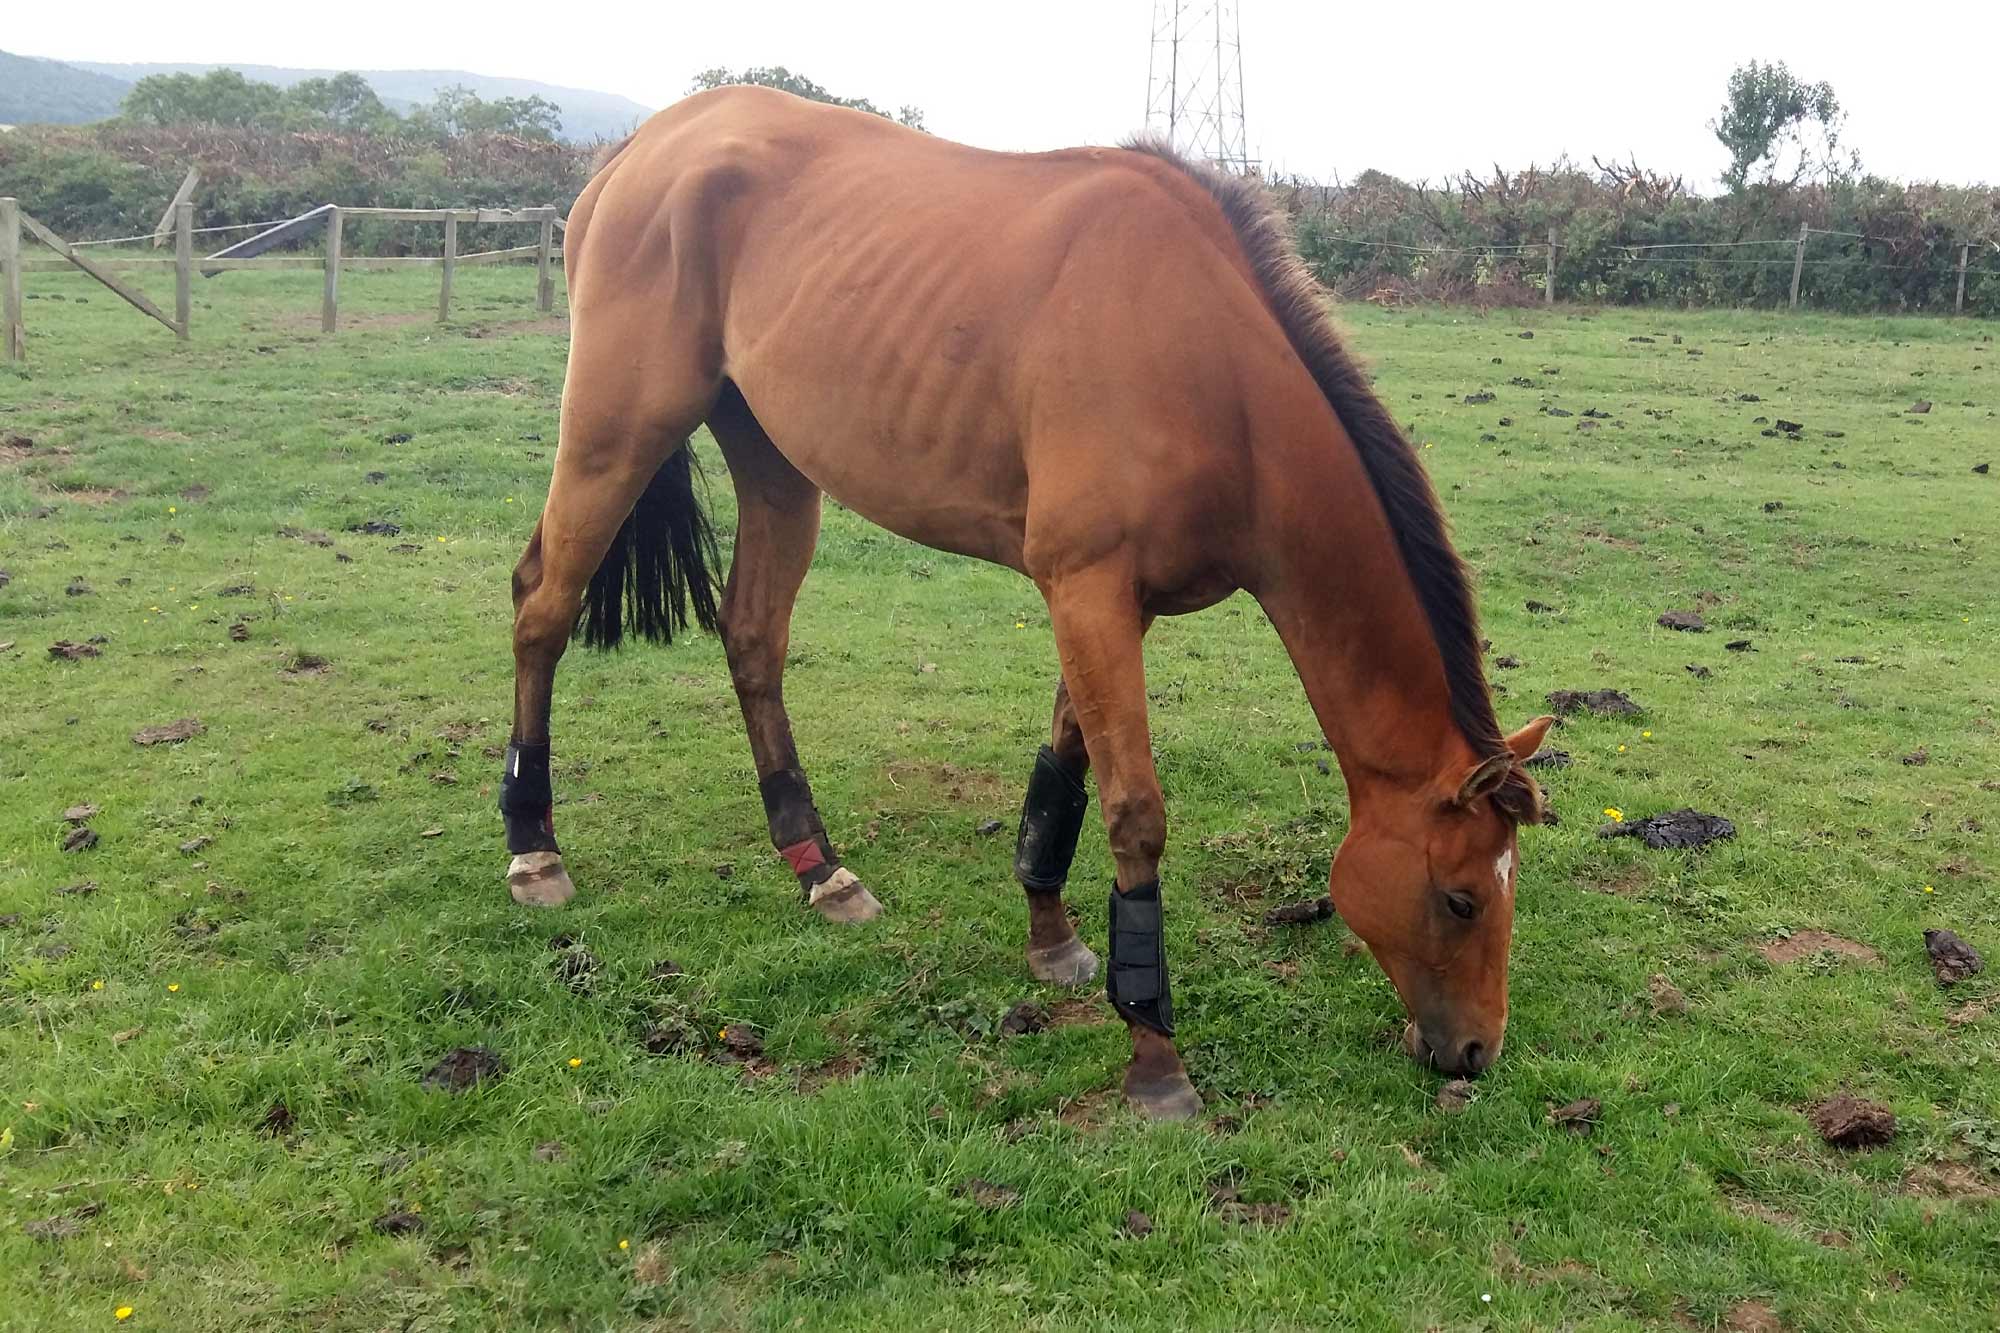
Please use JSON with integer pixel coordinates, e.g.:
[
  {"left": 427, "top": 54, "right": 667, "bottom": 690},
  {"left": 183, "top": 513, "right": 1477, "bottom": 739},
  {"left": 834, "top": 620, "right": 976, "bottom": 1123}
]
[{"left": 1444, "top": 891, "right": 1479, "bottom": 921}]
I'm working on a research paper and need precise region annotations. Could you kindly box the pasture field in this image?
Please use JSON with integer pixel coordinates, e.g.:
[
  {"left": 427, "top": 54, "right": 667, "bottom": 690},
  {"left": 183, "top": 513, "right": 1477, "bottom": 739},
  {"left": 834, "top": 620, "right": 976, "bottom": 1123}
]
[{"left": 2, "top": 263, "right": 1997, "bottom": 1331}]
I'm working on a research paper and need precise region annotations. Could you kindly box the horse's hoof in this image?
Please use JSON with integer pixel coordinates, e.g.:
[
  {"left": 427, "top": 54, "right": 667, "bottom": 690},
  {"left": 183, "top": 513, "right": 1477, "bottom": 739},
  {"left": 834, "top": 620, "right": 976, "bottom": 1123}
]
[
  {"left": 1123, "top": 1067, "right": 1203, "bottom": 1121},
  {"left": 1027, "top": 936, "right": 1099, "bottom": 987},
  {"left": 507, "top": 851, "right": 576, "bottom": 907},
  {"left": 808, "top": 867, "right": 883, "bottom": 924}
]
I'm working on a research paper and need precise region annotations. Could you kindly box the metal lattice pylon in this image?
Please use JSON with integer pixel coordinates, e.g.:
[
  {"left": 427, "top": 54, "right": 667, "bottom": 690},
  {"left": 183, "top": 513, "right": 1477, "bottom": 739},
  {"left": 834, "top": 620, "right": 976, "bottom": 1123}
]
[{"left": 1144, "top": 1, "right": 1253, "bottom": 173}]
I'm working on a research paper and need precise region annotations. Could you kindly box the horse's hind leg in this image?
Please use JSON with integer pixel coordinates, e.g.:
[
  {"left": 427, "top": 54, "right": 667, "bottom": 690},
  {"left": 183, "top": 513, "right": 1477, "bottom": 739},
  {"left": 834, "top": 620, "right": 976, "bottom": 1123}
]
[
  {"left": 709, "top": 388, "right": 883, "bottom": 924},
  {"left": 1012, "top": 679, "right": 1100, "bottom": 985},
  {"left": 502, "top": 330, "right": 720, "bottom": 906}
]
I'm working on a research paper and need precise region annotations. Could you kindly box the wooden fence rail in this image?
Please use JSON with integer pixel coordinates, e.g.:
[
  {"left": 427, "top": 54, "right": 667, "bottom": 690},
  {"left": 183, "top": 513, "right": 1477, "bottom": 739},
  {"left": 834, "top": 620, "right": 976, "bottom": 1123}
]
[{"left": 0, "top": 197, "right": 563, "bottom": 362}]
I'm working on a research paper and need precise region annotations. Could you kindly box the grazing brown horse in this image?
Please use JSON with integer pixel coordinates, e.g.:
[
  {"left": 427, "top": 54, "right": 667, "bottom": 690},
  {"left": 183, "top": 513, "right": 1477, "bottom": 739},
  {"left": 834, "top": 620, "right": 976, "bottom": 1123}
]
[{"left": 501, "top": 86, "right": 1553, "bottom": 1119}]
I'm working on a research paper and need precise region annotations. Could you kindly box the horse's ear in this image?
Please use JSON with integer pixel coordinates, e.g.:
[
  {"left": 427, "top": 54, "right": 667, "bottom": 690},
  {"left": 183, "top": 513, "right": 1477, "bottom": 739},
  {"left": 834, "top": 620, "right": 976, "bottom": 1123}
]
[
  {"left": 1451, "top": 753, "right": 1513, "bottom": 808},
  {"left": 1505, "top": 715, "right": 1557, "bottom": 763}
]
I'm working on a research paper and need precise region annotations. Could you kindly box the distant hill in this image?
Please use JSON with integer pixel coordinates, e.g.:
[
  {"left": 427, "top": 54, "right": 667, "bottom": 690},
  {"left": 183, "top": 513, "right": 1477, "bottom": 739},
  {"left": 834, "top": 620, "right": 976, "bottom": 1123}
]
[
  {"left": 0, "top": 51, "right": 130, "bottom": 126},
  {"left": 67, "top": 60, "right": 653, "bottom": 142}
]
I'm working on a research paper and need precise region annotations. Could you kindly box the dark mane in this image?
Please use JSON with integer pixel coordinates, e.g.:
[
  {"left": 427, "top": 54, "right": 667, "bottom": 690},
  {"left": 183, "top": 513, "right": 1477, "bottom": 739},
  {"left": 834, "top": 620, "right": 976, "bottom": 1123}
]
[{"left": 1125, "top": 139, "right": 1522, "bottom": 785}]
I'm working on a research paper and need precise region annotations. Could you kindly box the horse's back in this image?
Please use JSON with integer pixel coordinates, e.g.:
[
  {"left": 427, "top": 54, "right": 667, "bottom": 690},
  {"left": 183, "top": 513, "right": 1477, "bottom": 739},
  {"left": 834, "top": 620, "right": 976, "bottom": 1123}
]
[{"left": 566, "top": 87, "right": 1306, "bottom": 587}]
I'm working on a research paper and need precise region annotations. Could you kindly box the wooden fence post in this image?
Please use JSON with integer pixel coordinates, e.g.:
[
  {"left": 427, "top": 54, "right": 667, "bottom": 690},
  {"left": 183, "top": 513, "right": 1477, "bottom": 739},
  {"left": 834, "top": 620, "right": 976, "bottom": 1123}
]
[
  {"left": 1, "top": 198, "right": 21, "bottom": 363},
  {"left": 535, "top": 208, "right": 555, "bottom": 313},
  {"left": 1957, "top": 243, "right": 1970, "bottom": 315},
  {"left": 438, "top": 213, "right": 458, "bottom": 322},
  {"left": 1544, "top": 225, "right": 1556, "bottom": 306},
  {"left": 153, "top": 168, "right": 200, "bottom": 248},
  {"left": 174, "top": 200, "right": 193, "bottom": 340},
  {"left": 1789, "top": 224, "right": 1808, "bottom": 311},
  {"left": 321, "top": 206, "right": 344, "bottom": 333}
]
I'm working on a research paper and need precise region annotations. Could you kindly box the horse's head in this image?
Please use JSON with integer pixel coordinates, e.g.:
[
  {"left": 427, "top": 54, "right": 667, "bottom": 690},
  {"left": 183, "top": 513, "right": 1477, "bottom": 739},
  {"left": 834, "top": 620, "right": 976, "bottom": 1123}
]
[{"left": 1329, "top": 716, "right": 1555, "bottom": 1077}]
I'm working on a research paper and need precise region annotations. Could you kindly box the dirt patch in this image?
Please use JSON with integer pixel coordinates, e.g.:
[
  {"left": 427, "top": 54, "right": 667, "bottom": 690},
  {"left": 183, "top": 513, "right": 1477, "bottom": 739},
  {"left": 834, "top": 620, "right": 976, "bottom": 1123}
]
[
  {"left": 712, "top": 1024, "right": 774, "bottom": 1076},
  {"left": 1724, "top": 1300, "right": 1784, "bottom": 1332},
  {"left": 49, "top": 486, "right": 125, "bottom": 507},
  {"left": 1548, "top": 1098, "right": 1602, "bottom": 1132},
  {"left": 62, "top": 803, "right": 99, "bottom": 823},
  {"left": 1599, "top": 809, "right": 1736, "bottom": 850},
  {"left": 1524, "top": 748, "right": 1572, "bottom": 769},
  {"left": 1206, "top": 1171, "right": 1291, "bottom": 1227},
  {"left": 999, "top": 1001, "right": 1050, "bottom": 1036},
  {"left": 883, "top": 760, "right": 1010, "bottom": 805},
  {"left": 1047, "top": 997, "right": 1111, "bottom": 1028},
  {"left": 278, "top": 525, "right": 333, "bottom": 547},
  {"left": 1584, "top": 864, "right": 1650, "bottom": 896},
  {"left": 1809, "top": 1094, "right": 1896, "bottom": 1148},
  {"left": 61, "top": 828, "right": 98, "bottom": 852},
  {"left": 797, "top": 1050, "right": 865, "bottom": 1093},
  {"left": 1902, "top": 1161, "right": 1999, "bottom": 1202},
  {"left": 1056, "top": 1087, "right": 1120, "bottom": 1131},
  {"left": 1548, "top": 688, "right": 1643, "bottom": 717},
  {"left": 1647, "top": 974, "right": 1689, "bottom": 1016},
  {"left": 132, "top": 718, "right": 203, "bottom": 746},
  {"left": 1264, "top": 896, "right": 1334, "bottom": 926},
  {"left": 641, "top": 1020, "right": 701, "bottom": 1056},
  {"left": 372, "top": 1209, "right": 426, "bottom": 1236},
  {"left": 1120, "top": 1209, "right": 1154, "bottom": 1238},
  {"left": 955, "top": 1177, "right": 1020, "bottom": 1210},
  {"left": 347, "top": 519, "right": 402, "bottom": 537},
  {"left": 1947, "top": 997, "right": 1994, "bottom": 1026},
  {"left": 549, "top": 944, "right": 598, "bottom": 995},
  {"left": 1924, "top": 929, "right": 1984, "bottom": 986},
  {"left": 260, "top": 1100, "right": 294, "bottom": 1137},
  {"left": 1658, "top": 610, "right": 1707, "bottom": 632},
  {"left": 50, "top": 640, "right": 102, "bottom": 661},
  {"left": 1437, "top": 1079, "right": 1476, "bottom": 1113},
  {"left": 1760, "top": 931, "right": 1879, "bottom": 965},
  {"left": 280, "top": 652, "right": 331, "bottom": 679},
  {"left": 421, "top": 1045, "right": 504, "bottom": 1093},
  {"left": 23, "top": 1203, "right": 101, "bottom": 1241}
]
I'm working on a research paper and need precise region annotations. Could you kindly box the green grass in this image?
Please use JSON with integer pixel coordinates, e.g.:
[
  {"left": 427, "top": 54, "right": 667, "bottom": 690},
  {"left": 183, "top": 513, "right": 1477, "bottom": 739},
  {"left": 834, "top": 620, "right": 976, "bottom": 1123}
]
[{"left": 2, "top": 262, "right": 1997, "bottom": 1331}]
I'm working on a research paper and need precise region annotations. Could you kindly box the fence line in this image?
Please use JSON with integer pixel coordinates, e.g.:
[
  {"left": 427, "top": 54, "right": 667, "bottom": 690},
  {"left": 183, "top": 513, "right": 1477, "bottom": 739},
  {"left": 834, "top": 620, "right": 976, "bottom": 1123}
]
[
  {"left": 0, "top": 197, "right": 565, "bottom": 362},
  {"left": 1320, "top": 223, "right": 1994, "bottom": 314}
]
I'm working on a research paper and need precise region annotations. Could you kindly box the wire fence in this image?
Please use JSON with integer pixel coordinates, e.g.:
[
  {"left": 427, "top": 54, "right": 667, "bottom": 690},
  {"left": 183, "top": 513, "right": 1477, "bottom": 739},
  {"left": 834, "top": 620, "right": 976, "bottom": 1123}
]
[{"left": 1302, "top": 224, "right": 2000, "bottom": 311}]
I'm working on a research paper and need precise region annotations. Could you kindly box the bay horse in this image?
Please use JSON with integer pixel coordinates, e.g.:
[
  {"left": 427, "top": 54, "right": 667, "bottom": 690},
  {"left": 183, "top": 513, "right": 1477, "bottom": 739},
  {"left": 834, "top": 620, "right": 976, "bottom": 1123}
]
[{"left": 501, "top": 86, "right": 1553, "bottom": 1120}]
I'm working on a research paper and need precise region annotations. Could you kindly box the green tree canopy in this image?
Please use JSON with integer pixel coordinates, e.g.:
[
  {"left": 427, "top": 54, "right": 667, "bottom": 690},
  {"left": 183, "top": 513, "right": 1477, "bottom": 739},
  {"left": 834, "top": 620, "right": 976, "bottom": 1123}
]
[
  {"left": 409, "top": 84, "right": 563, "bottom": 141},
  {"left": 122, "top": 69, "right": 285, "bottom": 128},
  {"left": 1711, "top": 60, "right": 1854, "bottom": 192},
  {"left": 687, "top": 66, "right": 924, "bottom": 130},
  {"left": 281, "top": 72, "right": 399, "bottom": 134}
]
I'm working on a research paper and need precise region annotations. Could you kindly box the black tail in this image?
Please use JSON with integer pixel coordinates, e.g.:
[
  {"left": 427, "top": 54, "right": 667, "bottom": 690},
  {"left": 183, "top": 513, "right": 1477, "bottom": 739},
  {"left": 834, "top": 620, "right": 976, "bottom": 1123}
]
[{"left": 574, "top": 445, "right": 722, "bottom": 650}]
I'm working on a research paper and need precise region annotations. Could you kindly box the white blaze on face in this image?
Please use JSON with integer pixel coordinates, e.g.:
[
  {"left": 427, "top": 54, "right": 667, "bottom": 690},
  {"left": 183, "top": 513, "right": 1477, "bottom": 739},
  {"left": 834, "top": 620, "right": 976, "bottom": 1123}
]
[{"left": 1494, "top": 848, "right": 1515, "bottom": 898}]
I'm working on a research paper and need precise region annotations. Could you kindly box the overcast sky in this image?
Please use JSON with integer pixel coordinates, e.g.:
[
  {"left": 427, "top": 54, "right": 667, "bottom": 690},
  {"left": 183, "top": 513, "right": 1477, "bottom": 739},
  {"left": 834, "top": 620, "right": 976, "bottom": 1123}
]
[{"left": 14, "top": 0, "right": 1996, "bottom": 188}]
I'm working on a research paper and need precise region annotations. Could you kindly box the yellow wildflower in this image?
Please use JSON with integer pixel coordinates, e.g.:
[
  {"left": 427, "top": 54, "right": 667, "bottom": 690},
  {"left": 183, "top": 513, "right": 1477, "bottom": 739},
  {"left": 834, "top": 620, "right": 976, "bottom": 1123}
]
[
  {"left": 1603, "top": 807, "right": 1624, "bottom": 822},
  {"left": 1923, "top": 884, "right": 1935, "bottom": 894},
  {"left": 1641, "top": 730, "right": 1652, "bottom": 739},
  {"left": 1014, "top": 621, "right": 1026, "bottom": 629},
  {"left": 618, "top": 1238, "right": 630, "bottom": 1251},
  {"left": 167, "top": 506, "right": 177, "bottom": 515},
  {"left": 1617, "top": 744, "right": 1628, "bottom": 753},
  {"left": 92, "top": 980, "right": 105, "bottom": 991},
  {"left": 115, "top": 1308, "right": 134, "bottom": 1322},
  {"left": 167, "top": 983, "right": 180, "bottom": 993},
  {"left": 568, "top": 1057, "right": 582, "bottom": 1068}
]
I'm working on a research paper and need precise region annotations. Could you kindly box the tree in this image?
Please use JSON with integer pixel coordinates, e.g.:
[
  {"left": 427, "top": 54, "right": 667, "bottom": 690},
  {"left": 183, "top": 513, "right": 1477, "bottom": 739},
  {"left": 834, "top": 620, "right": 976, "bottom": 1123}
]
[
  {"left": 410, "top": 85, "right": 563, "bottom": 141},
  {"left": 122, "top": 69, "right": 285, "bottom": 128},
  {"left": 687, "top": 66, "right": 925, "bottom": 130},
  {"left": 282, "top": 72, "right": 399, "bottom": 134},
  {"left": 1711, "top": 61, "right": 1854, "bottom": 192}
]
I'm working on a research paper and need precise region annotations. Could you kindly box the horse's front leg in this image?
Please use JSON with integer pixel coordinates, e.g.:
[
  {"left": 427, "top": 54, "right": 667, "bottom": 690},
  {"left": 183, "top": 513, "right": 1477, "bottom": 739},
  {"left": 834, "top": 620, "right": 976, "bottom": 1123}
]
[{"left": 1038, "top": 567, "right": 1200, "bottom": 1121}]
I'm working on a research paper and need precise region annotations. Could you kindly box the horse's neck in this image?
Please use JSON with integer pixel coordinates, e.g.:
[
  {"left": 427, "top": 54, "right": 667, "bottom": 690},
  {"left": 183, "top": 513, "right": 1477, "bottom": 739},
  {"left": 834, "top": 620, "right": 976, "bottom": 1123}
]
[{"left": 1251, "top": 432, "right": 1471, "bottom": 793}]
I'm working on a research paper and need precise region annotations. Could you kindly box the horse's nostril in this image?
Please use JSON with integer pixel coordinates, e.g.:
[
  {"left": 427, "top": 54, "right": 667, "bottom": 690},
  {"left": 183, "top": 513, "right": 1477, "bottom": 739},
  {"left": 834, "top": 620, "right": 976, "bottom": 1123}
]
[{"left": 1461, "top": 1040, "right": 1488, "bottom": 1074}]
